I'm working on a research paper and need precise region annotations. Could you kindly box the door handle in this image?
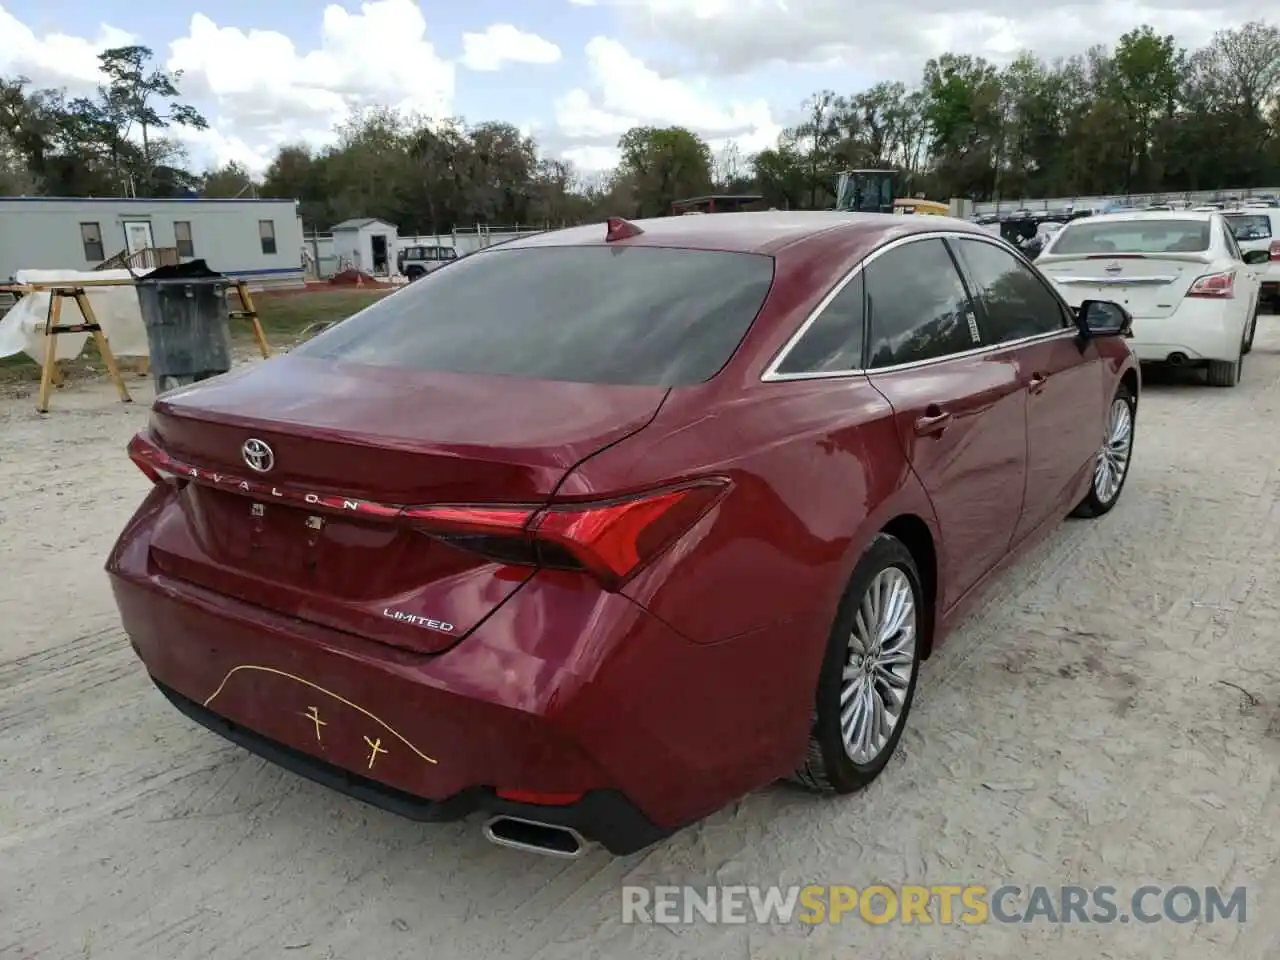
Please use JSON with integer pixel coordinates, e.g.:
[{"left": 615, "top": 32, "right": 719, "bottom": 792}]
[
  {"left": 914, "top": 408, "right": 951, "bottom": 436},
  {"left": 1029, "top": 372, "right": 1049, "bottom": 394}
]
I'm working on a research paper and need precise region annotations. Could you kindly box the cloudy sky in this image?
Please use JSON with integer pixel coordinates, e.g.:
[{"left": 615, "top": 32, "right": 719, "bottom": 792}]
[{"left": 0, "top": 0, "right": 1255, "bottom": 176}]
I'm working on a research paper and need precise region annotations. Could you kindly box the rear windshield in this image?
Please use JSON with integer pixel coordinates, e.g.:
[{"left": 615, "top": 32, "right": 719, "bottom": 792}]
[
  {"left": 1049, "top": 220, "right": 1211, "bottom": 255},
  {"left": 1225, "top": 214, "right": 1272, "bottom": 241},
  {"left": 295, "top": 246, "right": 775, "bottom": 386}
]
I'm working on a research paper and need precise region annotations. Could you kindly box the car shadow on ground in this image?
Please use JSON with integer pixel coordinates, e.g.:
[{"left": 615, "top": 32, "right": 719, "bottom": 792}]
[{"left": 1137, "top": 362, "right": 1218, "bottom": 391}]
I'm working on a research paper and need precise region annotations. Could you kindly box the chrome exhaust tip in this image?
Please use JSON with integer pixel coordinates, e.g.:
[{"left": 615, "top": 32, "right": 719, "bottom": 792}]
[{"left": 482, "top": 815, "right": 587, "bottom": 859}]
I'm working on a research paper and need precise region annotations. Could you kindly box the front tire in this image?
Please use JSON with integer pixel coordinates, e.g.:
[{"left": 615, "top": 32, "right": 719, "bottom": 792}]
[
  {"left": 793, "top": 534, "right": 923, "bottom": 794},
  {"left": 1071, "top": 383, "right": 1136, "bottom": 518}
]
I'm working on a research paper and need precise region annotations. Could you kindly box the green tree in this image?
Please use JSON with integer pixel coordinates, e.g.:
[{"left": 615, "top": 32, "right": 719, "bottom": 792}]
[
  {"left": 615, "top": 125, "right": 713, "bottom": 217},
  {"left": 96, "top": 45, "right": 208, "bottom": 193}
]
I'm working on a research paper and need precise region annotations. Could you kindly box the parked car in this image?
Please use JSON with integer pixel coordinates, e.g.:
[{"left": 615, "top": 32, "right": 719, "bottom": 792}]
[
  {"left": 397, "top": 243, "right": 458, "bottom": 280},
  {"left": 107, "top": 212, "right": 1140, "bottom": 858},
  {"left": 1037, "top": 210, "right": 1264, "bottom": 386},
  {"left": 1223, "top": 208, "right": 1280, "bottom": 308}
]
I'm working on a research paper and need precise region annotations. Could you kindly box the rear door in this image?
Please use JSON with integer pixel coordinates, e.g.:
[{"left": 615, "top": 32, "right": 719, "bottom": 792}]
[
  {"left": 862, "top": 237, "right": 1028, "bottom": 611},
  {"left": 1220, "top": 217, "right": 1262, "bottom": 312},
  {"left": 949, "top": 236, "right": 1102, "bottom": 544}
]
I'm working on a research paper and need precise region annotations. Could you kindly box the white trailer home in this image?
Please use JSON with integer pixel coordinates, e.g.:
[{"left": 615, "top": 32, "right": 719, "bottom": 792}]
[{"left": 0, "top": 197, "right": 306, "bottom": 289}]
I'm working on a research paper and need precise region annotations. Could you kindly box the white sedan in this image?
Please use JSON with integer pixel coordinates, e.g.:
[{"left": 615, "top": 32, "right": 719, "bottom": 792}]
[{"left": 1036, "top": 210, "right": 1266, "bottom": 387}]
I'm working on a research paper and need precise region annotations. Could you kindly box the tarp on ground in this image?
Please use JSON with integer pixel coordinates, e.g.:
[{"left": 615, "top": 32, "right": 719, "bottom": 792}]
[{"left": 0, "top": 268, "right": 152, "bottom": 363}]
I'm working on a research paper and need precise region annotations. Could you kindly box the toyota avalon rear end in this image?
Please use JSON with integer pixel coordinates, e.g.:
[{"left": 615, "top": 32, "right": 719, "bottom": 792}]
[{"left": 106, "top": 226, "right": 791, "bottom": 856}]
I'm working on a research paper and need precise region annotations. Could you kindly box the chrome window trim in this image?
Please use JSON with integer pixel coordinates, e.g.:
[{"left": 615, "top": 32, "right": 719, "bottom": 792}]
[{"left": 761, "top": 230, "right": 1076, "bottom": 383}]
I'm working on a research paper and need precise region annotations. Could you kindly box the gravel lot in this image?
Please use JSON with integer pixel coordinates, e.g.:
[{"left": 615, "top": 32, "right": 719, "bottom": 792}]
[{"left": 3, "top": 320, "right": 1280, "bottom": 960}]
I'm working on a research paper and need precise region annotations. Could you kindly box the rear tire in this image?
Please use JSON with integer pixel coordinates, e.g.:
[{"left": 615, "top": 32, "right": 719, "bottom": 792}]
[
  {"left": 792, "top": 534, "right": 923, "bottom": 794},
  {"left": 1206, "top": 352, "right": 1241, "bottom": 387}
]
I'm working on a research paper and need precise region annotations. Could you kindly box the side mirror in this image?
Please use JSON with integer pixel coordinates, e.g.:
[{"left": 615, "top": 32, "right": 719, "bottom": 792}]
[
  {"left": 1076, "top": 299, "right": 1131, "bottom": 337},
  {"left": 1243, "top": 249, "right": 1270, "bottom": 265}
]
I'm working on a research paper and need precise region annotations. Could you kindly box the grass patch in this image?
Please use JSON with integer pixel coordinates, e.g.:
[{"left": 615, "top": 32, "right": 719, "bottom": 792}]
[{"left": 249, "top": 289, "right": 393, "bottom": 341}]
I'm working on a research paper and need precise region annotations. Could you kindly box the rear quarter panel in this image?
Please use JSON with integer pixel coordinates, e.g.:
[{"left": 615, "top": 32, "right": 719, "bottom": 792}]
[
  {"left": 557, "top": 379, "right": 941, "bottom": 646},
  {"left": 553, "top": 377, "right": 942, "bottom": 786}
]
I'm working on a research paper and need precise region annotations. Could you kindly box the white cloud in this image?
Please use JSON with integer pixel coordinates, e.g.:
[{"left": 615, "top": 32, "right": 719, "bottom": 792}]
[
  {"left": 561, "top": 144, "right": 625, "bottom": 171},
  {"left": 0, "top": 4, "right": 136, "bottom": 88},
  {"left": 553, "top": 36, "right": 782, "bottom": 171},
  {"left": 578, "top": 0, "right": 1257, "bottom": 77},
  {"left": 167, "top": 1, "right": 454, "bottom": 173},
  {"left": 460, "top": 24, "right": 561, "bottom": 71},
  {"left": 0, "top": 1, "right": 455, "bottom": 176}
]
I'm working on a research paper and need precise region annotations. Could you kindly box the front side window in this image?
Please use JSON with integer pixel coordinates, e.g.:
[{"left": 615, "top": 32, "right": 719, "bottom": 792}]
[
  {"left": 775, "top": 273, "right": 865, "bottom": 374},
  {"left": 295, "top": 245, "right": 775, "bottom": 387},
  {"left": 951, "top": 238, "right": 1069, "bottom": 344},
  {"left": 864, "top": 238, "right": 978, "bottom": 369}
]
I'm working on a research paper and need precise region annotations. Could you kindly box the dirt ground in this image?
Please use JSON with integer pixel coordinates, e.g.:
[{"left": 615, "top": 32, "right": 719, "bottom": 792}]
[{"left": 4, "top": 320, "right": 1280, "bottom": 960}]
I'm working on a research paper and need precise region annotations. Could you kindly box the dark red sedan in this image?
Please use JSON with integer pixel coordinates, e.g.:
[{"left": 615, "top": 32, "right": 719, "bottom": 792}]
[{"left": 107, "top": 212, "right": 1139, "bottom": 858}]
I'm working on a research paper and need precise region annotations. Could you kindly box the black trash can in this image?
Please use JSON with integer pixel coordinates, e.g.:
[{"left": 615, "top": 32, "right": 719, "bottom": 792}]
[{"left": 134, "top": 260, "right": 234, "bottom": 395}]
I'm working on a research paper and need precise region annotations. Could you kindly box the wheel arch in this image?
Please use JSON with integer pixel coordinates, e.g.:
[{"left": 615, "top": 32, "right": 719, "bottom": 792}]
[
  {"left": 878, "top": 514, "right": 939, "bottom": 660},
  {"left": 1120, "top": 366, "right": 1139, "bottom": 408}
]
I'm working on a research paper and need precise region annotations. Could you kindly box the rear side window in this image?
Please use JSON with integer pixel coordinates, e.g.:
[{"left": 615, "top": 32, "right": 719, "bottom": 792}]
[
  {"left": 864, "top": 238, "right": 978, "bottom": 369},
  {"left": 296, "top": 246, "right": 775, "bottom": 386},
  {"left": 775, "top": 273, "right": 865, "bottom": 374},
  {"left": 1225, "top": 214, "right": 1272, "bottom": 241},
  {"left": 1050, "top": 220, "right": 1210, "bottom": 254}
]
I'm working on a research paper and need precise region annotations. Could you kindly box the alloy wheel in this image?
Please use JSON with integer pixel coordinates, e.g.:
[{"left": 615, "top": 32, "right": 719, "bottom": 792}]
[
  {"left": 1094, "top": 396, "right": 1133, "bottom": 504},
  {"left": 840, "top": 567, "right": 917, "bottom": 765}
]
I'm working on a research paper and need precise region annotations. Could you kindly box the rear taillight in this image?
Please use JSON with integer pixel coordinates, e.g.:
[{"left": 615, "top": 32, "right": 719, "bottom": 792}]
[
  {"left": 1269, "top": 240, "right": 1280, "bottom": 261},
  {"left": 128, "top": 431, "right": 185, "bottom": 485},
  {"left": 125, "top": 429, "right": 730, "bottom": 589},
  {"left": 405, "top": 480, "right": 731, "bottom": 590},
  {"left": 1186, "top": 270, "right": 1235, "bottom": 298}
]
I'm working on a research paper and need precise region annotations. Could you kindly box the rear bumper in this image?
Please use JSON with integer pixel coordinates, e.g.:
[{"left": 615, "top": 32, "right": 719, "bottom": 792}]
[
  {"left": 106, "top": 503, "right": 813, "bottom": 854},
  {"left": 1127, "top": 300, "right": 1249, "bottom": 363},
  {"left": 152, "top": 676, "right": 668, "bottom": 854}
]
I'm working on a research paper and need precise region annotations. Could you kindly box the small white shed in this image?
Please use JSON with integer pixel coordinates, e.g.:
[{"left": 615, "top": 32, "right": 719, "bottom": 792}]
[{"left": 330, "top": 218, "right": 399, "bottom": 276}]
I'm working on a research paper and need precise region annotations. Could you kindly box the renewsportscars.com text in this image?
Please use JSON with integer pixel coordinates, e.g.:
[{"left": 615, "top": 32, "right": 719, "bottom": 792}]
[{"left": 621, "top": 884, "right": 1247, "bottom": 926}]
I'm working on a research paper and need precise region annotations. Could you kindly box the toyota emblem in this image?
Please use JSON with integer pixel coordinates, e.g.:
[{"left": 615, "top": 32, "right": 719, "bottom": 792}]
[
  {"left": 242, "top": 438, "right": 275, "bottom": 473},
  {"left": 1105, "top": 262, "right": 1122, "bottom": 275}
]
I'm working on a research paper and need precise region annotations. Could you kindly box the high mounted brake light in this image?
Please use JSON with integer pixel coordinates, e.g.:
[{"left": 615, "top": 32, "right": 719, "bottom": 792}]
[{"left": 1186, "top": 270, "right": 1235, "bottom": 298}]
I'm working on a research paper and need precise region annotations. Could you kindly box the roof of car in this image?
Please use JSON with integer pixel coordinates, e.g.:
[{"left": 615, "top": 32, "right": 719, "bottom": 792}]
[{"left": 491, "top": 211, "right": 994, "bottom": 255}]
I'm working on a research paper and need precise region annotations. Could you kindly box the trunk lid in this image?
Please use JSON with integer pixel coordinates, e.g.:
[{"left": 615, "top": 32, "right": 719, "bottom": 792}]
[
  {"left": 1037, "top": 253, "right": 1214, "bottom": 319},
  {"left": 144, "top": 356, "right": 668, "bottom": 653}
]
